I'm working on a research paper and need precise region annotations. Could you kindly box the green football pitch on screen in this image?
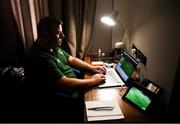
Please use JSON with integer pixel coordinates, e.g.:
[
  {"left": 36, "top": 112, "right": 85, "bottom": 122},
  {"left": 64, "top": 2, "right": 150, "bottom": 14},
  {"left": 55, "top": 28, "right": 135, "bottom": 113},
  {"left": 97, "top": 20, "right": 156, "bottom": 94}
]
[{"left": 125, "top": 87, "right": 152, "bottom": 110}]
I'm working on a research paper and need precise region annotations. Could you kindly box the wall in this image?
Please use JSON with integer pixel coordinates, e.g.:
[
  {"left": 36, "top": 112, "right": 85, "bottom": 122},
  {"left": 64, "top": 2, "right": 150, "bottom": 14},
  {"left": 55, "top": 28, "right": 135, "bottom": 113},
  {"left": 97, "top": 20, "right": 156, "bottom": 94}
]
[
  {"left": 115, "top": 0, "right": 180, "bottom": 110},
  {"left": 93, "top": 0, "right": 180, "bottom": 111}
]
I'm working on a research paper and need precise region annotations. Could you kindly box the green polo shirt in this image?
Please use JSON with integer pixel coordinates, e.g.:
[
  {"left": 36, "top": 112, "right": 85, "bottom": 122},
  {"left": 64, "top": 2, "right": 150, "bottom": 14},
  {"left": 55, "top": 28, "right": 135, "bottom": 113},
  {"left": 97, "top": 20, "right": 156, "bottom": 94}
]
[
  {"left": 27, "top": 42, "right": 76, "bottom": 81},
  {"left": 25, "top": 42, "right": 77, "bottom": 97}
]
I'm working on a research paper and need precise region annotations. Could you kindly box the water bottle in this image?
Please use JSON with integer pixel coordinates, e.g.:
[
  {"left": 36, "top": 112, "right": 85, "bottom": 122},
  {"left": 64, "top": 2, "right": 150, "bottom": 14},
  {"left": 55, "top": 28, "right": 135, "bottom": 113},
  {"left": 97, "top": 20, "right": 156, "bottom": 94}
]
[{"left": 98, "top": 49, "right": 102, "bottom": 61}]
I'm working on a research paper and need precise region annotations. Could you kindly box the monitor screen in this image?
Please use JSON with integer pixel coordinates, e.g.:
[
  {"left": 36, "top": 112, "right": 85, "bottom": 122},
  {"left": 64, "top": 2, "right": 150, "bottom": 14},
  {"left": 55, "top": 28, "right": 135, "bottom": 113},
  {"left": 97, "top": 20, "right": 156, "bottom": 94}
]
[
  {"left": 124, "top": 86, "right": 152, "bottom": 111},
  {"left": 115, "top": 51, "right": 138, "bottom": 82}
]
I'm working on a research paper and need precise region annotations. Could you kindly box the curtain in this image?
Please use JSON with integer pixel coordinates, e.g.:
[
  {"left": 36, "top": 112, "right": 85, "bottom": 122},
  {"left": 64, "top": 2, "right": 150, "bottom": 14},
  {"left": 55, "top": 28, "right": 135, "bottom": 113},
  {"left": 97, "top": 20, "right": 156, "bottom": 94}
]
[
  {"left": 0, "top": 0, "right": 24, "bottom": 64},
  {"left": 10, "top": 0, "right": 49, "bottom": 53},
  {"left": 61, "top": 0, "right": 97, "bottom": 59},
  {"left": 79, "top": 0, "right": 96, "bottom": 59}
]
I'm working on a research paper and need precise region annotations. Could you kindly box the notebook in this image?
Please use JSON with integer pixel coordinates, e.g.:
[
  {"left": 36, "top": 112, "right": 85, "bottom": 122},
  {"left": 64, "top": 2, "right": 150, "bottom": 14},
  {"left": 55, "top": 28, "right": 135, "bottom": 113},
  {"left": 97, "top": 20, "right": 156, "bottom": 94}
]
[
  {"left": 98, "top": 51, "right": 138, "bottom": 88},
  {"left": 85, "top": 100, "right": 124, "bottom": 121}
]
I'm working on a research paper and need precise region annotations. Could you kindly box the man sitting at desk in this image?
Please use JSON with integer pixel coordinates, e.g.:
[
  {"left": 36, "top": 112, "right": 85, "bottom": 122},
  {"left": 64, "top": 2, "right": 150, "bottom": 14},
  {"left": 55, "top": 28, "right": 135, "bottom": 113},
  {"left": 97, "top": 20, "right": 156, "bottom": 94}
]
[{"left": 24, "top": 16, "right": 106, "bottom": 122}]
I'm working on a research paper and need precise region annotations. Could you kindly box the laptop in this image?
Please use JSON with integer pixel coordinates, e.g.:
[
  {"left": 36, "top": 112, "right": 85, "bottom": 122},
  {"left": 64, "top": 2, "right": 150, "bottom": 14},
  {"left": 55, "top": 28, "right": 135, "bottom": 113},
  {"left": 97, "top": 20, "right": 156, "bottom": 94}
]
[{"left": 98, "top": 51, "right": 138, "bottom": 88}]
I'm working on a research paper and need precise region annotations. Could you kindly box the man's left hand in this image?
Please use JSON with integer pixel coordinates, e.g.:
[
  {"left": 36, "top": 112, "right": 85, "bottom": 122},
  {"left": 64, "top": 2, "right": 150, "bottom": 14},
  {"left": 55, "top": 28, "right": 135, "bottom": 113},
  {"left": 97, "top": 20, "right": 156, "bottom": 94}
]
[{"left": 92, "top": 66, "right": 106, "bottom": 74}]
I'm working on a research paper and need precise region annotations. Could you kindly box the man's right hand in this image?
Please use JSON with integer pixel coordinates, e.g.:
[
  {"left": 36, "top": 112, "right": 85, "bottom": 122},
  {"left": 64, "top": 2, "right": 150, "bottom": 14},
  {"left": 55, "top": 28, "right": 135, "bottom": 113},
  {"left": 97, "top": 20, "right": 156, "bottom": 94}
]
[{"left": 91, "top": 73, "right": 106, "bottom": 85}]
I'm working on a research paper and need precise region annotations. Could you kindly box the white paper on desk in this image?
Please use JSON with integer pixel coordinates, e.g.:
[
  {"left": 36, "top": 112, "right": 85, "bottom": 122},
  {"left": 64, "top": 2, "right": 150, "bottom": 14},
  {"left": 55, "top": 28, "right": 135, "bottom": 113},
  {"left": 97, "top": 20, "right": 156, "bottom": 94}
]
[
  {"left": 91, "top": 61, "right": 104, "bottom": 66},
  {"left": 85, "top": 100, "right": 124, "bottom": 121}
]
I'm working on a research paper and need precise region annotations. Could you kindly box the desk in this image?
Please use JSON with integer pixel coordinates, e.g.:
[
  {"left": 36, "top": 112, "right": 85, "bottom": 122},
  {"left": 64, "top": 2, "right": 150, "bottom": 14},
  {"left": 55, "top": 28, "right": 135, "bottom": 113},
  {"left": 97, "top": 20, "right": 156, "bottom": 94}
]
[{"left": 84, "top": 56, "right": 164, "bottom": 122}]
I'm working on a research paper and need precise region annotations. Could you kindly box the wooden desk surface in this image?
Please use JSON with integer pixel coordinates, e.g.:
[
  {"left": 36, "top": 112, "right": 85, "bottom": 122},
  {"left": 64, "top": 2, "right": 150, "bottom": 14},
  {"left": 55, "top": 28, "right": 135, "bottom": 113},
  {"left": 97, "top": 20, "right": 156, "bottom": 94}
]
[{"left": 84, "top": 56, "right": 163, "bottom": 122}]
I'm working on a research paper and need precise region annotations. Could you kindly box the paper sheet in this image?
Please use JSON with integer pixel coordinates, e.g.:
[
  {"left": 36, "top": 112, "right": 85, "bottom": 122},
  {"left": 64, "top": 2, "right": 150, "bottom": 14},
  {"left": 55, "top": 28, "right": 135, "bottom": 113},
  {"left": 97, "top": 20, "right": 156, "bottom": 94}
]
[{"left": 91, "top": 61, "right": 104, "bottom": 66}]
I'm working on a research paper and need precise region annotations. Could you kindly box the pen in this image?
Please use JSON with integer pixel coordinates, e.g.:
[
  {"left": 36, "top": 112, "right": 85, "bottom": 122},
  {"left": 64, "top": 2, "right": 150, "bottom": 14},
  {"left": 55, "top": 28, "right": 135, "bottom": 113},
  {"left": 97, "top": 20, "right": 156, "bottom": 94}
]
[{"left": 88, "top": 106, "right": 114, "bottom": 111}]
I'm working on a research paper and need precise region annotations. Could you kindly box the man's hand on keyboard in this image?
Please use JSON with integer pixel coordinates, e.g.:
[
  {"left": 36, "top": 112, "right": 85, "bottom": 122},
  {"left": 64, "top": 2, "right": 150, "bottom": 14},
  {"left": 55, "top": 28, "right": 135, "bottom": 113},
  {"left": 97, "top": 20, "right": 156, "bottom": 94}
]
[
  {"left": 91, "top": 65, "right": 106, "bottom": 74},
  {"left": 91, "top": 73, "right": 106, "bottom": 85}
]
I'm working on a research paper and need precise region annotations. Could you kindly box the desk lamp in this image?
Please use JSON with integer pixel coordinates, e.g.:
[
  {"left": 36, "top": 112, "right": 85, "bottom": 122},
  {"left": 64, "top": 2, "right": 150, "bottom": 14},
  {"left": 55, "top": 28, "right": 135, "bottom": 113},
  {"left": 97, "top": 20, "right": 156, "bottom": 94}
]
[{"left": 100, "top": 10, "right": 125, "bottom": 62}]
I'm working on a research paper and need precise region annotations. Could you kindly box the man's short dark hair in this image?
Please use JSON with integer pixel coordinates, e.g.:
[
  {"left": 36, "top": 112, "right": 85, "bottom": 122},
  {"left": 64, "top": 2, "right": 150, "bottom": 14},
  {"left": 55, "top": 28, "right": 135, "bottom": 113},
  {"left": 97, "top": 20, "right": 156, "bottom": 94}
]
[{"left": 37, "top": 16, "right": 63, "bottom": 37}]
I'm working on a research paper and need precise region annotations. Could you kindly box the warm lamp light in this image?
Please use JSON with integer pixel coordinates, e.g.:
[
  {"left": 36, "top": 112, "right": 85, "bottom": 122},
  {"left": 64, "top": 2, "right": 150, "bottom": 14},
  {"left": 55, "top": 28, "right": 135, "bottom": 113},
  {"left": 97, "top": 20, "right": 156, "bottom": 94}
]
[
  {"left": 100, "top": 10, "right": 126, "bottom": 44},
  {"left": 100, "top": 10, "right": 119, "bottom": 26},
  {"left": 101, "top": 17, "right": 115, "bottom": 26}
]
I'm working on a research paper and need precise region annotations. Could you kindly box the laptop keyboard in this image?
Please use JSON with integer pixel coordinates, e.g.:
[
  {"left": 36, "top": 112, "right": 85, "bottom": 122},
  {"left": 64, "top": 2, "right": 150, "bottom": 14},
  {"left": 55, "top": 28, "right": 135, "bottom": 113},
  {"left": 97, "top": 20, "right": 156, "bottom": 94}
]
[{"left": 105, "top": 67, "right": 124, "bottom": 84}]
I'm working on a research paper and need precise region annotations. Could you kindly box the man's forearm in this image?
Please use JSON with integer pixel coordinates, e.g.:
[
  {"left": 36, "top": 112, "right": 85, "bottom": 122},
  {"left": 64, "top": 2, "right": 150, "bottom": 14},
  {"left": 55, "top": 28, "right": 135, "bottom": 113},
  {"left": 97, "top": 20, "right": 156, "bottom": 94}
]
[
  {"left": 69, "top": 56, "right": 93, "bottom": 71},
  {"left": 55, "top": 76, "right": 98, "bottom": 92}
]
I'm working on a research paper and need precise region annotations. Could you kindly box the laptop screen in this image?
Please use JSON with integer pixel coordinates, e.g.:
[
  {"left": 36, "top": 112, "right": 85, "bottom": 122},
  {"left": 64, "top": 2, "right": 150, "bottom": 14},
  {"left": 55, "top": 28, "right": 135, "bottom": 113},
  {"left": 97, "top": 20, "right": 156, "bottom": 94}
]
[
  {"left": 115, "top": 51, "right": 138, "bottom": 82},
  {"left": 123, "top": 86, "right": 152, "bottom": 111}
]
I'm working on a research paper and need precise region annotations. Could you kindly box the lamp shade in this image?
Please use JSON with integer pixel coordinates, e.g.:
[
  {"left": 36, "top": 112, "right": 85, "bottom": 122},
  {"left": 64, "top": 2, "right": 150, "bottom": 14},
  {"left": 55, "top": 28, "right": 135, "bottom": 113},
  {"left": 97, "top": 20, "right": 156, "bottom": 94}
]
[{"left": 101, "top": 10, "right": 119, "bottom": 26}]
